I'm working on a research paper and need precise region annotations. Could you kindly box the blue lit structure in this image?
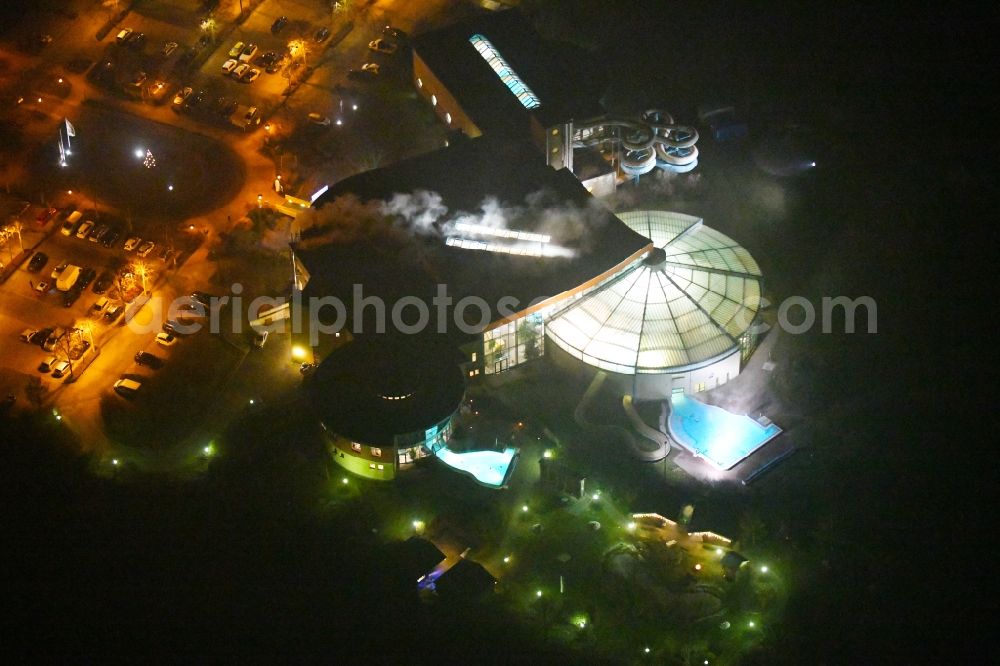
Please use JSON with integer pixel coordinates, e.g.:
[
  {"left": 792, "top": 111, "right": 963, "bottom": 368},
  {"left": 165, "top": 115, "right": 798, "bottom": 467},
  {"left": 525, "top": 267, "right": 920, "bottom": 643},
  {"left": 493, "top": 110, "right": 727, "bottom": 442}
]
[{"left": 468, "top": 33, "right": 541, "bottom": 110}]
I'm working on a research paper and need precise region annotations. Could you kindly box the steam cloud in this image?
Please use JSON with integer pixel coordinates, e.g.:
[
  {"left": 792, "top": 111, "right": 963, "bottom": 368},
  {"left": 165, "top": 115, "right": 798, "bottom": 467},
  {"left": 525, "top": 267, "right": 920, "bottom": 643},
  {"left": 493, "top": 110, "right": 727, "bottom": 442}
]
[{"left": 296, "top": 188, "right": 609, "bottom": 253}]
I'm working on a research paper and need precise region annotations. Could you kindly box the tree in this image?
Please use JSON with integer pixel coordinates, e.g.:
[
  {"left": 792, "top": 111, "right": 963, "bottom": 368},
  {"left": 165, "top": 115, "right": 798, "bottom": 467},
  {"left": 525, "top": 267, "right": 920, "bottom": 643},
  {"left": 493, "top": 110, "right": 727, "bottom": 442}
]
[{"left": 739, "top": 511, "right": 766, "bottom": 549}]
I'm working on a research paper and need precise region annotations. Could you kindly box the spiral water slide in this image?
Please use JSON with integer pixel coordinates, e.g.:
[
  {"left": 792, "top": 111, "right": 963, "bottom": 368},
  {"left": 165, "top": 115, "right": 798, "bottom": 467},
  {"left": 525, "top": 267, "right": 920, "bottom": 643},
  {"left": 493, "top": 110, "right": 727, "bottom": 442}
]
[{"left": 573, "top": 109, "right": 699, "bottom": 175}]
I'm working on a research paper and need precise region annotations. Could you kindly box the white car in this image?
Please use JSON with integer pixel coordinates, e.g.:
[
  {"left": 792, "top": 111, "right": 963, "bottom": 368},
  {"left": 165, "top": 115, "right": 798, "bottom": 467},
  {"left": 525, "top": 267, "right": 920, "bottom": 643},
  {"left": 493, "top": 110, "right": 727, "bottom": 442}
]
[
  {"left": 113, "top": 378, "right": 142, "bottom": 397},
  {"left": 116, "top": 29, "right": 133, "bottom": 44},
  {"left": 19, "top": 328, "right": 38, "bottom": 343},
  {"left": 172, "top": 86, "right": 192, "bottom": 108},
  {"left": 239, "top": 43, "right": 258, "bottom": 63},
  {"left": 221, "top": 58, "right": 238, "bottom": 74},
  {"left": 231, "top": 63, "right": 250, "bottom": 80},
  {"left": 123, "top": 236, "right": 141, "bottom": 251},
  {"left": 51, "top": 360, "right": 71, "bottom": 379},
  {"left": 367, "top": 38, "right": 397, "bottom": 55},
  {"left": 75, "top": 220, "right": 94, "bottom": 239},
  {"left": 241, "top": 68, "right": 260, "bottom": 83},
  {"left": 156, "top": 332, "right": 176, "bottom": 347}
]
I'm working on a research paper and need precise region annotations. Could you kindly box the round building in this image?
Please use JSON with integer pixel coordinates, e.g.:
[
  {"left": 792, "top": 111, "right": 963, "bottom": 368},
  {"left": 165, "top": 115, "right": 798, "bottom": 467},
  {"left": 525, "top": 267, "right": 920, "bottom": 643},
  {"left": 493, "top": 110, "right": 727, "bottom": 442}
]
[
  {"left": 545, "top": 211, "right": 763, "bottom": 399},
  {"left": 307, "top": 337, "right": 465, "bottom": 480}
]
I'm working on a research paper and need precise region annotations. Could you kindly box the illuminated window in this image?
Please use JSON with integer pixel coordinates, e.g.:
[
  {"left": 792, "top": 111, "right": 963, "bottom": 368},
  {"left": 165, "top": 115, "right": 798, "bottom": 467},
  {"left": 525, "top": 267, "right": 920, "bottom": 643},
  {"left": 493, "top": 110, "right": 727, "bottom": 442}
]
[
  {"left": 377, "top": 464, "right": 384, "bottom": 470},
  {"left": 431, "top": 94, "right": 437, "bottom": 106},
  {"left": 371, "top": 447, "right": 382, "bottom": 457},
  {"left": 416, "top": 77, "right": 423, "bottom": 88},
  {"left": 471, "top": 352, "right": 477, "bottom": 362},
  {"left": 468, "top": 34, "right": 541, "bottom": 110},
  {"left": 369, "top": 463, "right": 376, "bottom": 469},
  {"left": 551, "top": 128, "right": 559, "bottom": 136},
  {"left": 351, "top": 442, "right": 361, "bottom": 452},
  {"left": 469, "top": 371, "right": 475, "bottom": 377},
  {"left": 445, "top": 112, "right": 452, "bottom": 124}
]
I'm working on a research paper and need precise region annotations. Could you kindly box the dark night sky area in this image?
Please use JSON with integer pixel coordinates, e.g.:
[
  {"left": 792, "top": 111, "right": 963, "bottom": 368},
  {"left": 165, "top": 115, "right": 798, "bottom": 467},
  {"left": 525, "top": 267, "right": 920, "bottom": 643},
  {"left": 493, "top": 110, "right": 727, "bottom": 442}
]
[{"left": 1, "top": 1, "right": 991, "bottom": 662}]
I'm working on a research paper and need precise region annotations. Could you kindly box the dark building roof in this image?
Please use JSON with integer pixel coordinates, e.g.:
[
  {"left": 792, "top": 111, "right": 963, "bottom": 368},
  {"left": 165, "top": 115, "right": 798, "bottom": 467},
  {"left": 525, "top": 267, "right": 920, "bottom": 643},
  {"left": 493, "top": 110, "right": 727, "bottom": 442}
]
[
  {"left": 412, "top": 9, "right": 607, "bottom": 135},
  {"left": 434, "top": 559, "right": 496, "bottom": 599},
  {"left": 297, "top": 135, "right": 651, "bottom": 342},
  {"left": 306, "top": 336, "right": 465, "bottom": 446},
  {"left": 394, "top": 537, "right": 446, "bottom": 580}
]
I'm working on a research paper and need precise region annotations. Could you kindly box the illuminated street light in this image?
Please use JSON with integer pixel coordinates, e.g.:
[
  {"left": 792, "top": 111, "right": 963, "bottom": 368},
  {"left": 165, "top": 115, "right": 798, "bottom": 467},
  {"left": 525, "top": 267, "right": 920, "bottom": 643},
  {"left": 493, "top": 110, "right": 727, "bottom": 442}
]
[
  {"left": 292, "top": 345, "right": 308, "bottom": 360},
  {"left": 203, "top": 443, "right": 215, "bottom": 456},
  {"left": 341, "top": 477, "right": 349, "bottom": 485},
  {"left": 521, "top": 504, "right": 529, "bottom": 512},
  {"left": 542, "top": 449, "right": 553, "bottom": 458},
  {"left": 694, "top": 563, "right": 702, "bottom": 571},
  {"left": 644, "top": 647, "right": 650, "bottom": 654},
  {"left": 535, "top": 590, "right": 542, "bottom": 598},
  {"left": 134, "top": 148, "right": 144, "bottom": 158},
  {"left": 760, "top": 565, "right": 768, "bottom": 573},
  {"left": 112, "top": 458, "right": 119, "bottom": 466},
  {"left": 748, "top": 620, "right": 756, "bottom": 628},
  {"left": 257, "top": 193, "right": 263, "bottom": 208},
  {"left": 412, "top": 519, "right": 425, "bottom": 533},
  {"left": 502, "top": 555, "right": 511, "bottom": 564},
  {"left": 627, "top": 521, "right": 636, "bottom": 531}
]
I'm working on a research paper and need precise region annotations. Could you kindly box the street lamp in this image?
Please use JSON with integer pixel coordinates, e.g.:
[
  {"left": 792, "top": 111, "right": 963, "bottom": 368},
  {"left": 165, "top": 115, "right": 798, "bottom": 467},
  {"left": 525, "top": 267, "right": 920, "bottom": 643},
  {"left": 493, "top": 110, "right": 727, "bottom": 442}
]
[{"left": 257, "top": 193, "right": 263, "bottom": 208}]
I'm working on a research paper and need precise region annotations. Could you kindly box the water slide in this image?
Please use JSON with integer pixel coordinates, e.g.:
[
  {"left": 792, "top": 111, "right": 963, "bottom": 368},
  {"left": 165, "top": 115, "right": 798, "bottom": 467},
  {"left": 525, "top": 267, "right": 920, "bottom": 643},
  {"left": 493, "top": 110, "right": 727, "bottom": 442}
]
[{"left": 573, "top": 109, "right": 699, "bottom": 176}]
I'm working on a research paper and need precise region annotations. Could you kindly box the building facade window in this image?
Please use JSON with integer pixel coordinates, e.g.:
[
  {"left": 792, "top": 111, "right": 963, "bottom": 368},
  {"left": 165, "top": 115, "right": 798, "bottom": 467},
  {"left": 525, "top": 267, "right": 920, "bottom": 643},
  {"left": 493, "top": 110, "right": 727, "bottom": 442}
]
[
  {"left": 471, "top": 352, "right": 477, "bottom": 362},
  {"left": 484, "top": 313, "right": 545, "bottom": 375},
  {"left": 431, "top": 94, "right": 437, "bottom": 106},
  {"left": 371, "top": 447, "right": 382, "bottom": 457},
  {"left": 351, "top": 442, "right": 361, "bottom": 452},
  {"left": 416, "top": 77, "right": 423, "bottom": 88},
  {"left": 445, "top": 112, "right": 452, "bottom": 124}
]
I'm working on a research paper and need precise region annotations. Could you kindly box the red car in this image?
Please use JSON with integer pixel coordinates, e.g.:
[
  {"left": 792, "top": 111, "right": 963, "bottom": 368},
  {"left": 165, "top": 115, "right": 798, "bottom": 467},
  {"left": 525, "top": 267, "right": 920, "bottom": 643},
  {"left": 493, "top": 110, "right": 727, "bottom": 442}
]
[{"left": 35, "top": 207, "right": 57, "bottom": 225}]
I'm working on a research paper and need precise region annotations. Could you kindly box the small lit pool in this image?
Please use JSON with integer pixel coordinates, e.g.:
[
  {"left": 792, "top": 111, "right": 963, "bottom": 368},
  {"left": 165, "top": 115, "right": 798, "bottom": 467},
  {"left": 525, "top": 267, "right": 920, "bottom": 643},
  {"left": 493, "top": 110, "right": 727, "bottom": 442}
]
[
  {"left": 668, "top": 394, "right": 781, "bottom": 470},
  {"left": 434, "top": 446, "right": 518, "bottom": 488}
]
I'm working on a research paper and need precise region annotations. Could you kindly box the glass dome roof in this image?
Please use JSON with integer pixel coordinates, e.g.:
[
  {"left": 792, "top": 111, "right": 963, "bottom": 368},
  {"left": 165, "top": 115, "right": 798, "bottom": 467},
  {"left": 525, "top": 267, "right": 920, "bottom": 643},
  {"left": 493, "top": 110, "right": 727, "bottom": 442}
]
[{"left": 545, "top": 211, "right": 762, "bottom": 374}]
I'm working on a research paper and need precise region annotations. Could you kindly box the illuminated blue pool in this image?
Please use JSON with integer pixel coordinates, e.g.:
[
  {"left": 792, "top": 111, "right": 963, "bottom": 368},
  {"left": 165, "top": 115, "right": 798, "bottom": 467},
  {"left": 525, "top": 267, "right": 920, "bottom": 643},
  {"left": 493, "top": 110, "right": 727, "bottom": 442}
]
[
  {"left": 434, "top": 446, "right": 518, "bottom": 488},
  {"left": 668, "top": 394, "right": 781, "bottom": 470}
]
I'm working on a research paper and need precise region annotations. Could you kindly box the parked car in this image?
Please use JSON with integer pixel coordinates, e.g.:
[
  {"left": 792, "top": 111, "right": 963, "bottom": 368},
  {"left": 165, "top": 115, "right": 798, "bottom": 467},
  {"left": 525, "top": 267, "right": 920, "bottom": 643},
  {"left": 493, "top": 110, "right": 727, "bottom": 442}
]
[
  {"left": 19, "top": 328, "right": 38, "bottom": 343},
  {"left": 88, "top": 223, "right": 110, "bottom": 243},
  {"left": 116, "top": 28, "right": 133, "bottom": 44},
  {"left": 105, "top": 303, "right": 124, "bottom": 322},
  {"left": 243, "top": 106, "right": 261, "bottom": 129},
  {"left": 240, "top": 67, "right": 260, "bottom": 83},
  {"left": 36, "top": 207, "right": 58, "bottom": 224},
  {"left": 93, "top": 271, "right": 113, "bottom": 294},
  {"left": 78, "top": 267, "right": 97, "bottom": 289},
  {"left": 308, "top": 112, "right": 331, "bottom": 126},
  {"left": 91, "top": 296, "right": 110, "bottom": 317},
  {"left": 349, "top": 63, "right": 379, "bottom": 80},
  {"left": 228, "top": 41, "right": 245, "bottom": 58},
  {"left": 265, "top": 53, "right": 286, "bottom": 73},
  {"left": 155, "top": 332, "right": 176, "bottom": 346},
  {"left": 75, "top": 220, "right": 94, "bottom": 239},
  {"left": 137, "top": 240, "right": 156, "bottom": 257},
  {"left": 271, "top": 16, "right": 288, "bottom": 34},
  {"left": 38, "top": 355, "right": 58, "bottom": 373},
  {"left": 113, "top": 378, "right": 142, "bottom": 397},
  {"left": 123, "top": 235, "right": 141, "bottom": 251},
  {"left": 51, "top": 360, "right": 71, "bottom": 379},
  {"left": 217, "top": 97, "right": 238, "bottom": 117},
  {"left": 30, "top": 328, "right": 51, "bottom": 346},
  {"left": 28, "top": 251, "right": 48, "bottom": 272},
  {"left": 232, "top": 63, "right": 250, "bottom": 80},
  {"left": 221, "top": 58, "right": 239, "bottom": 74},
  {"left": 368, "top": 38, "right": 397, "bottom": 55},
  {"left": 61, "top": 211, "right": 82, "bottom": 235},
  {"left": 314, "top": 27, "right": 330, "bottom": 43},
  {"left": 43, "top": 327, "right": 65, "bottom": 351},
  {"left": 384, "top": 25, "right": 407, "bottom": 40},
  {"left": 239, "top": 43, "right": 258, "bottom": 63},
  {"left": 134, "top": 351, "right": 164, "bottom": 369},
  {"left": 172, "top": 86, "right": 192, "bottom": 110},
  {"left": 51, "top": 261, "right": 68, "bottom": 279},
  {"left": 126, "top": 32, "right": 145, "bottom": 49},
  {"left": 102, "top": 228, "right": 121, "bottom": 248},
  {"left": 62, "top": 285, "right": 83, "bottom": 308},
  {"left": 162, "top": 41, "right": 178, "bottom": 56}
]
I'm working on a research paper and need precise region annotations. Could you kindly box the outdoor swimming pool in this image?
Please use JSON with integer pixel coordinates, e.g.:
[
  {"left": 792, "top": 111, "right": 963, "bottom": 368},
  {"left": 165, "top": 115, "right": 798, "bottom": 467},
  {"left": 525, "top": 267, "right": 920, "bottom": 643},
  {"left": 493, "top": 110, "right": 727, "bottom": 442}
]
[
  {"left": 434, "top": 446, "right": 519, "bottom": 488},
  {"left": 668, "top": 393, "right": 781, "bottom": 470}
]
